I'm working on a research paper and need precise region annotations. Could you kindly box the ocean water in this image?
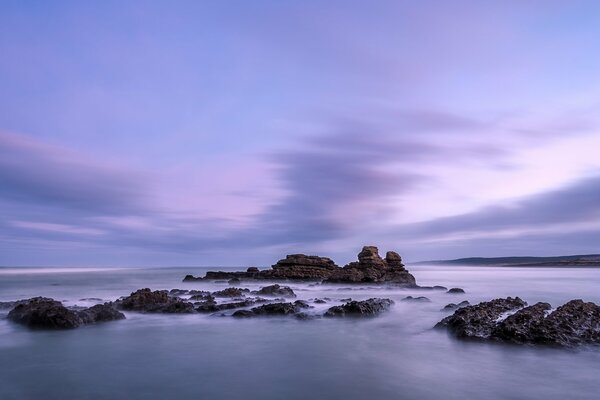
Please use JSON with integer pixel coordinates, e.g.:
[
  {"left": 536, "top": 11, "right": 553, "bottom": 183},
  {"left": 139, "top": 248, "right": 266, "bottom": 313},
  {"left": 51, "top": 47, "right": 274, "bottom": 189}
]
[{"left": 1, "top": 265, "right": 600, "bottom": 400}]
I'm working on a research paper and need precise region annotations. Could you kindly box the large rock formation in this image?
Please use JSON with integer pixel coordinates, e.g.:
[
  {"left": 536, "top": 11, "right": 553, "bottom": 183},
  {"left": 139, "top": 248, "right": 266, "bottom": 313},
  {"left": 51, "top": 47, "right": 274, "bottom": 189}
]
[
  {"left": 324, "top": 246, "right": 416, "bottom": 285},
  {"left": 183, "top": 246, "right": 417, "bottom": 285},
  {"left": 7, "top": 297, "right": 125, "bottom": 330},
  {"left": 436, "top": 298, "right": 600, "bottom": 347}
]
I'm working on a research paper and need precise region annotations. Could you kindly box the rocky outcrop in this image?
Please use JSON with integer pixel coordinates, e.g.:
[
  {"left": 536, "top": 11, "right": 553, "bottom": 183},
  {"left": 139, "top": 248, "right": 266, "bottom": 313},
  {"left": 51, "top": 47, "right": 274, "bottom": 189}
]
[
  {"left": 232, "top": 301, "right": 310, "bottom": 317},
  {"left": 251, "top": 284, "right": 296, "bottom": 298},
  {"left": 324, "top": 246, "right": 416, "bottom": 285},
  {"left": 442, "top": 300, "right": 470, "bottom": 310},
  {"left": 436, "top": 298, "right": 600, "bottom": 347},
  {"left": 183, "top": 246, "right": 417, "bottom": 285},
  {"left": 447, "top": 288, "right": 465, "bottom": 294},
  {"left": 7, "top": 297, "right": 124, "bottom": 329},
  {"left": 401, "top": 296, "right": 431, "bottom": 302},
  {"left": 77, "top": 303, "right": 126, "bottom": 324},
  {"left": 435, "top": 297, "right": 526, "bottom": 339},
  {"left": 115, "top": 288, "right": 194, "bottom": 313},
  {"left": 324, "top": 298, "right": 394, "bottom": 317}
]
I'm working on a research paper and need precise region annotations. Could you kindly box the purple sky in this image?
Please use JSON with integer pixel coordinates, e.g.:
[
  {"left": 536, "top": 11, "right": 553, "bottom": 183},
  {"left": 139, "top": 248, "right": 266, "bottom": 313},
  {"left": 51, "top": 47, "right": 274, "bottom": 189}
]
[{"left": 1, "top": 1, "right": 600, "bottom": 266}]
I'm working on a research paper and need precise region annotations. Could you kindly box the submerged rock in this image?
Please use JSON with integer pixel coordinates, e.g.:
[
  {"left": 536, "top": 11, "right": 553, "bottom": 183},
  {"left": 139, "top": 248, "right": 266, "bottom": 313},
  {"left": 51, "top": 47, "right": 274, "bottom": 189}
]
[
  {"left": 324, "top": 298, "right": 394, "bottom": 317},
  {"left": 115, "top": 288, "right": 194, "bottom": 313},
  {"left": 183, "top": 274, "right": 203, "bottom": 282},
  {"left": 77, "top": 303, "right": 125, "bottom": 324},
  {"left": 442, "top": 301, "right": 470, "bottom": 310},
  {"left": 232, "top": 300, "right": 310, "bottom": 317},
  {"left": 228, "top": 278, "right": 241, "bottom": 285},
  {"left": 212, "top": 287, "right": 250, "bottom": 298},
  {"left": 436, "top": 297, "right": 600, "bottom": 347},
  {"left": 401, "top": 296, "right": 431, "bottom": 302},
  {"left": 447, "top": 288, "right": 466, "bottom": 294},
  {"left": 251, "top": 284, "right": 296, "bottom": 298}
]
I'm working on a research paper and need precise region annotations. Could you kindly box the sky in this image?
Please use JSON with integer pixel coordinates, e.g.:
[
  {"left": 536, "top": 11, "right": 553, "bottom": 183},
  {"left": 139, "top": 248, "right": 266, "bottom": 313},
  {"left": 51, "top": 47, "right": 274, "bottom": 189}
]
[{"left": 1, "top": 1, "right": 600, "bottom": 266}]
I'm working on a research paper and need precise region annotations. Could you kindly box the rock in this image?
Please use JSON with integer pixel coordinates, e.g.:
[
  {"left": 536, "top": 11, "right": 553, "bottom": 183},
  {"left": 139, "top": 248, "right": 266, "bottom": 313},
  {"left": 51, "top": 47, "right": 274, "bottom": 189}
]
[
  {"left": 435, "top": 297, "right": 527, "bottom": 339},
  {"left": 438, "top": 298, "right": 600, "bottom": 347},
  {"left": 490, "top": 302, "right": 551, "bottom": 344},
  {"left": 401, "top": 296, "right": 431, "bottom": 302},
  {"left": 115, "top": 288, "right": 194, "bottom": 313},
  {"left": 447, "top": 288, "right": 465, "bottom": 294},
  {"left": 251, "top": 284, "right": 296, "bottom": 298},
  {"left": 189, "top": 293, "right": 213, "bottom": 301},
  {"left": 183, "top": 274, "right": 203, "bottom": 282},
  {"left": 212, "top": 287, "right": 250, "bottom": 298},
  {"left": 228, "top": 278, "right": 241, "bottom": 285},
  {"left": 314, "top": 299, "right": 327, "bottom": 304},
  {"left": 442, "top": 301, "right": 470, "bottom": 310},
  {"left": 324, "top": 298, "right": 394, "bottom": 317},
  {"left": 196, "top": 298, "right": 268, "bottom": 313},
  {"left": 232, "top": 301, "right": 308, "bottom": 317},
  {"left": 77, "top": 303, "right": 125, "bottom": 324},
  {"left": 8, "top": 297, "right": 83, "bottom": 329},
  {"left": 324, "top": 246, "right": 416, "bottom": 285},
  {"left": 79, "top": 298, "right": 105, "bottom": 302},
  {"left": 190, "top": 245, "right": 418, "bottom": 285}
]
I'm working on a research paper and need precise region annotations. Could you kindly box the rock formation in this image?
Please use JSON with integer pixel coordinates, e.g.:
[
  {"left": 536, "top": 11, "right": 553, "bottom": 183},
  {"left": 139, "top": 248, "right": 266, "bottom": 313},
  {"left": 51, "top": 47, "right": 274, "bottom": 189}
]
[
  {"left": 115, "top": 288, "right": 194, "bottom": 313},
  {"left": 436, "top": 298, "right": 600, "bottom": 347},
  {"left": 324, "top": 298, "right": 394, "bottom": 317},
  {"left": 183, "top": 246, "right": 417, "bottom": 285}
]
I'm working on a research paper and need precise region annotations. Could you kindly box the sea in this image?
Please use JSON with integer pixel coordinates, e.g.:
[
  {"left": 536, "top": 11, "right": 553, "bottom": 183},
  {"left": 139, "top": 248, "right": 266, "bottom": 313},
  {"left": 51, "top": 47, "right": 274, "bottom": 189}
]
[{"left": 1, "top": 265, "right": 599, "bottom": 400}]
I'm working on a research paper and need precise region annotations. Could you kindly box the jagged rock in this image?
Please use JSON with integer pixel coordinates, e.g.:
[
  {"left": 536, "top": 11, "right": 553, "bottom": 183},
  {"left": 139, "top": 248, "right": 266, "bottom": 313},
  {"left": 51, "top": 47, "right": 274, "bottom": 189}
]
[
  {"left": 231, "top": 301, "right": 310, "bottom": 317},
  {"left": 447, "top": 288, "right": 466, "bottom": 294},
  {"left": 324, "top": 298, "right": 394, "bottom": 317},
  {"left": 195, "top": 297, "right": 268, "bottom": 313},
  {"left": 324, "top": 246, "right": 416, "bottom": 285},
  {"left": 443, "top": 301, "right": 470, "bottom": 310},
  {"left": 436, "top": 297, "right": 527, "bottom": 339},
  {"left": 266, "top": 254, "right": 339, "bottom": 280},
  {"left": 251, "top": 284, "right": 296, "bottom": 298},
  {"left": 8, "top": 297, "right": 83, "bottom": 329},
  {"left": 212, "top": 288, "right": 250, "bottom": 298},
  {"left": 77, "top": 303, "right": 125, "bottom": 324},
  {"left": 115, "top": 288, "right": 194, "bottom": 313},
  {"left": 437, "top": 298, "right": 600, "bottom": 347},
  {"left": 401, "top": 296, "right": 431, "bottom": 302},
  {"left": 189, "top": 292, "right": 213, "bottom": 301},
  {"left": 168, "top": 289, "right": 189, "bottom": 297}
]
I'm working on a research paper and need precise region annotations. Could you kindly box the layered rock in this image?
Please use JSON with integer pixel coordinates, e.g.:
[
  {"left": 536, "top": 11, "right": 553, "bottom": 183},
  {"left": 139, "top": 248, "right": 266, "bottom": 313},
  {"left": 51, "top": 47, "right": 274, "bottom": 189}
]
[
  {"left": 232, "top": 301, "right": 310, "bottom": 317},
  {"left": 324, "top": 298, "right": 394, "bottom": 317},
  {"left": 324, "top": 246, "right": 416, "bottom": 285},
  {"left": 251, "top": 284, "right": 296, "bottom": 298},
  {"left": 436, "top": 298, "right": 600, "bottom": 347}
]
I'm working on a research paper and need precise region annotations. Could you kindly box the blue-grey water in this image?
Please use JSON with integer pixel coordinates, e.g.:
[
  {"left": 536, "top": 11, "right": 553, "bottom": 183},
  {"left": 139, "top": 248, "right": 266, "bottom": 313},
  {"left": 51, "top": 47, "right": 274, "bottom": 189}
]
[{"left": 1, "top": 265, "right": 600, "bottom": 400}]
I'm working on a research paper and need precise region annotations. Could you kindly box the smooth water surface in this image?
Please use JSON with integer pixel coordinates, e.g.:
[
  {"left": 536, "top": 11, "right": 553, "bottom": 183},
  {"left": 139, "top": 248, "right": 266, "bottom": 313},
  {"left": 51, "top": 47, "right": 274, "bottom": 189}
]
[{"left": 1, "top": 265, "right": 600, "bottom": 400}]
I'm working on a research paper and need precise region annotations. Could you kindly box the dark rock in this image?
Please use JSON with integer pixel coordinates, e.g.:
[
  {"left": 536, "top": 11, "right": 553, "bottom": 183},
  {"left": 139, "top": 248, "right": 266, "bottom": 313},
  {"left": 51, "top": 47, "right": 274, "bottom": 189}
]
[
  {"left": 324, "top": 246, "right": 416, "bottom": 285},
  {"left": 490, "top": 302, "right": 551, "bottom": 344},
  {"left": 447, "top": 288, "right": 465, "bottom": 294},
  {"left": 189, "top": 293, "right": 213, "bottom": 301},
  {"left": 115, "top": 288, "right": 194, "bottom": 313},
  {"left": 266, "top": 254, "right": 339, "bottom": 280},
  {"left": 401, "top": 296, "right": 431, "bottom": 302},
  {"left": 228, "top": 278, "right": 241, "bottom": 285},
  {"left": 339, "top": 298, "right": 353, "bottom": 302},
  {"left": 442, "top": 301, "right": 470, "bottom": 310},
  {"left": 77, "top": 303, "right": 125, "bottom": 324},
  {"left": 247, "top": 267, "right": 259, "bottom": 273},
  {"left": 324, "top": 298, "right": 394, "bottom": 317},
  {"left": 79, "top": 298, "right": 105, "bottom": 302},
  {"left": 251, "top": 284, "right": 296, "bottom": 298},
  {"left": 438, "top": 298, "right": 600, "bottom": 347},
  {"left": 212, "top": 287, "right": 250, "bottom": 298},
  {"left": 436, "top": 297, "right": 527, "bottom": 339},
  {"left": 8, "top": 297, "right": 83, "bottom": 329},
  {"left": 232, "top": 302, "right": 306, "bottom": 317},
  {"left": 183, "top": 274, "right": 203, "bottom": 282},
  {"left": 314, "top": 299, "right": 327, "bottom": 304}
]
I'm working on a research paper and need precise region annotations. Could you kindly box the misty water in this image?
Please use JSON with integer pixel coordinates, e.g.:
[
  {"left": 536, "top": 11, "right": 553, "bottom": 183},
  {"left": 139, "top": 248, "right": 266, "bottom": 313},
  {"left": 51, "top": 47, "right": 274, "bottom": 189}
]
[{"left": 1, "top": 265, "right": 599, "bottom": 400}]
